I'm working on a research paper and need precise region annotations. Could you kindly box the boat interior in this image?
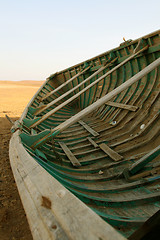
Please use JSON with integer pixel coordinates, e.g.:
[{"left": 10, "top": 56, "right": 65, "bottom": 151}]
[{"left": 17, "top": 30, "right": 160, "bottom": 238}]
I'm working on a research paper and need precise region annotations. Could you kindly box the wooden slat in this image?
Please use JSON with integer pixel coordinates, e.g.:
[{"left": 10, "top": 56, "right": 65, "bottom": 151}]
[
  {"left": 78, "top": 120, "right": 99, "bottom": 137},
  {"left": 58, "top": 142, "right": 81, "bottom": 167},
  {"left": 87, "top": 137, "right": 99, "bottom": 148},
  {"left": 106, "top": 101, "right": 138, "bottom": 111},
  {"left": 99, "top": 143, "right": 123, "bottom": 161}
]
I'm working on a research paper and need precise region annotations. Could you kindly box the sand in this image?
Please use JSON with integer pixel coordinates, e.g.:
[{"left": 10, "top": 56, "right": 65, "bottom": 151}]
[{"left": 0, "top": 80, "right": 44, "bottom": 240}]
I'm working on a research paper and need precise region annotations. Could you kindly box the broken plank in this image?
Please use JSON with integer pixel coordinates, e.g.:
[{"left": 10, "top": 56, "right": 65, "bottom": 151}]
[
  {"left": 58, "top": 142, "right": 81, "bottom": 167},
  {"left": 78, "top": 120, "right": 99, "bottom": 137},
  {"left": 99, "top": 143, "right": 123, "bottom": 161},
  {"left": 105, "top": 101, "right": 138, "bottom": 111},
  {"left": 87, "top": 137, "right": 99, "bottom": 148}
]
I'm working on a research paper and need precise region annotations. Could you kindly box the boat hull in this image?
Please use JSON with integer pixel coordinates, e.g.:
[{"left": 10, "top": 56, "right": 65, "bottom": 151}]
[{"left": 9, "top": 30, "right": 160, "bottom": 239}]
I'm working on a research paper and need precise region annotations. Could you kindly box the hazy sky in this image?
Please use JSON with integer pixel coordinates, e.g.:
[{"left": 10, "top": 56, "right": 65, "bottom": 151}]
[{"left": 0, "top": 0, "right": 160, "bottom": 81}]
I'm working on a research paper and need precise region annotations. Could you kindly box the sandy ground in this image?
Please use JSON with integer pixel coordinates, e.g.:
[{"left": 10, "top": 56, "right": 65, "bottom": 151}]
[{"left": 0, "top": 80, "right": 44, "bottom": 240}]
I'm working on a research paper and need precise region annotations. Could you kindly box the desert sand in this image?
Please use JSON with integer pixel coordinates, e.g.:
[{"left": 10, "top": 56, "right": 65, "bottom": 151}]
[{"left": 0, "top": 80, "right": 44, "bottom": 240}]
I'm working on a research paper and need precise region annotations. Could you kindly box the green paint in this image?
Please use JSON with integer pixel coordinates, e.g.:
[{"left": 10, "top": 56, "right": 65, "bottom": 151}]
[
  {"left": 23, "top": 117, "right": 41, "bottom": 128},
  {"left": 20, "top": 129, "right": 51, "bottom": 147}
]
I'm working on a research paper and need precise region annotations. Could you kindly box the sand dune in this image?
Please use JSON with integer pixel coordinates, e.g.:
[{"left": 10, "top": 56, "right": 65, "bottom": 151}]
[
  {"left": 0, "top": 80, "right": 44, "bottom": 86},
  {"left": 0, "top": 80, "right": 44, "bottom": 117}
]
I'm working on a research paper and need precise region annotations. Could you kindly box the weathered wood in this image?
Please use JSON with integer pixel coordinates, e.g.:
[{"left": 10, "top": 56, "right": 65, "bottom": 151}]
[
  {"left": 41, "top": 65, "right": 91, "bottom": 102},
  {"left": 10, "top": 134, "right": 67, "bottom": 240},
  {"left": 51, "top": 58, "right": 160, "bottom": 133},
  {"left": 129, "top": 145, "right": 160, "bottom": 175},
  {"left": 10, "top": 131, "right": 126, "bottom": 240},
  {"left": 129, "top": 166, "right": 160, "bottom": 181},
  {"left": 58, "top": 142, "right": 81, "bottom": 167},
  {"left": 34, "top": 62, "right": 112, "bottom": 116},
  {"left": 33, "top": 58, "right": 118, "bottom": 117},
  {"left": 79, "top": 120, "right": 99, "bottom": 137},
  {"left": 99, "top": 143, "right": 123, "bottom": 161},
  {"left": 31, "top": 46, "right": 147, "bottom": 126},
  {"left": 105, "top": 101, "right": 138, "bottom": 111},
  {"left": 31, "top": 57, "right": 160, "bottom": 149},
  {"left": 87, "top": 137, "right": 99, "bottom": 148}
]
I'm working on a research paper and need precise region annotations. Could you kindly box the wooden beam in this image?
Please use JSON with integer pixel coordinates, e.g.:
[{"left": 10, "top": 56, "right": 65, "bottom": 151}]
[
  {"left": 78, "top": 120, "right": 99, "bottom": 137},
  {"left": 99, "top": 143, "right": 123, "bottom": 161},
  {"left": 31, "top": 57, "right": 160, "bottom": 149},
  {"left": 58, "top": 142, "right": 81, "bottom": 167},
  {"left": 87, "top": 137, "right": 123, "bottom": 161},
  {"left": 87, "top": 137, "right": 99, "bottom": 148},
  {"left": 105, "top": 101, "right": 138, "bottom": 111},
  {"left": 87, "top": 137, "right": 123, "bottom": 162},
  {"left": 41, "top": 65, "right": 91, "bottom": 102}
]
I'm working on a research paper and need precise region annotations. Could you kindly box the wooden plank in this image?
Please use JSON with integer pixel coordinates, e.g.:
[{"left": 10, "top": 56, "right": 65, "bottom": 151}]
[
  {"left": 78, "top": 120, "right": 99, "bottom": 137},
  {"left": 87, "top": 137, "right": 99, "bottom": 148},
  {"left": 99, "top": 143, "right": 123, "bottom": 161},
  {"left": 10, "top": 134, "right": 67, "bottom": 240},
  {"left": 58, "top": 142, "right": 81, "bottom": 167},
  {"left": 105, "top": 101, "right": 138, "bottom": 111}
]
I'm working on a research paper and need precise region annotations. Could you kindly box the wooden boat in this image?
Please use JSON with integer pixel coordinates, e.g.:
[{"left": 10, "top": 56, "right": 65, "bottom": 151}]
[{"left": 9, "top": 30, "right": 160, "bottom": 240}]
